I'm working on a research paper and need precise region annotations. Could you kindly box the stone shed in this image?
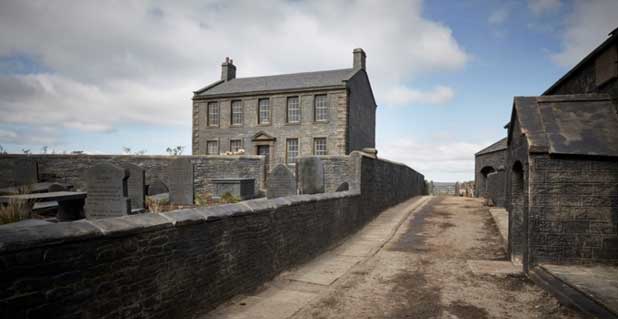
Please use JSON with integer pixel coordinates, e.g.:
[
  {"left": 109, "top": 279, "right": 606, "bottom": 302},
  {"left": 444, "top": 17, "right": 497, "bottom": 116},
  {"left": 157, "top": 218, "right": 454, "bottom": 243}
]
[
  {"left": 474, "top": 137, "right": 507, "bottom": 205},
  {"left": 506, "top": 93, "right": 618, "bottom": 269}
]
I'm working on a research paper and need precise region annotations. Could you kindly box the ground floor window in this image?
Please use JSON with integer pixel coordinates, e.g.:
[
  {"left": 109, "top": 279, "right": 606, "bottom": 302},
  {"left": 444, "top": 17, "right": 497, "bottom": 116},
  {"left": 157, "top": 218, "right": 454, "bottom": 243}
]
[
  {"left": 230, "top": 139, "right": 242, "bottom": 152},
  {"left": 314, "top": 137, "right": 327, "bottom": 155},
  {"left": 206, "top": 140, "right": 218, "bottom": 155},
  {"left": 286, "top": 138, "right": 299, "bottom": 164}
]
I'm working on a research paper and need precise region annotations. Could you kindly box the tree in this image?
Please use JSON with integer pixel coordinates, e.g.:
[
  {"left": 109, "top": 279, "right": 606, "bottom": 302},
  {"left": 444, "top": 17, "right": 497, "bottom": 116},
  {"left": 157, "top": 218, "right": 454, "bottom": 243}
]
[
  {"left": 41, "top": 146, "right": 48, "bottom": 154},
  {"left": 0, "top": 144, "right": 6, "bottom": 154},
  {"left": 122, "top": 146, "right": 131, "bottom": 155},
  {"left": 166, "top": 146, "right": 184, "bottom": 156},
  {"left": 22, "top": 148, "right": 30, "bottom": 155}
]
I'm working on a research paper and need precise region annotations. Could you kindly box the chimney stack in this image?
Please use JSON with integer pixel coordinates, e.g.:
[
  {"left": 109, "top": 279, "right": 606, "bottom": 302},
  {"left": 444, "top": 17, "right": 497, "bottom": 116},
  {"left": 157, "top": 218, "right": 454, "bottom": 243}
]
[
  {"left": 353, "top": 48, "right": 366, "bottom": 70},
  {"left": 221, "top": 57, "right": 236, "bottom": 81}
]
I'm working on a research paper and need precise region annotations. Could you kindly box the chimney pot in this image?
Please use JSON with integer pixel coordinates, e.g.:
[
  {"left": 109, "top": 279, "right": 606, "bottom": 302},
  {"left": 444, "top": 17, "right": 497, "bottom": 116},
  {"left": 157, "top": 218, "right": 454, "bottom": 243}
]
[
  {"left": 353, "top": 48, "right": 366, "bottom": 70},
  {"left": 221, "top": 57, "right": 236, "bottom": 81}
]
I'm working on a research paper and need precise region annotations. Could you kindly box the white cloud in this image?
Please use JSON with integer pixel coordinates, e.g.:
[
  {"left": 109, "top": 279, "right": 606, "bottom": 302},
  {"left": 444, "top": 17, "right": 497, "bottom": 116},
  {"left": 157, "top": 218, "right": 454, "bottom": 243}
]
[
  {"left": 379, "top": 136, "right": 489, "bottom": 182},
  {"left": 489, "top": 7, "right": 510, "bottom": 25},
  {"left": 384, "top": 85, "right": 454, "bottom": 106},
  {"left": 528, "top": 0, "right": 561, "bottom": 15},
  {"left": 0, "top": 0, "right": 468, "bottom": 143},
  {"left": 0, "top": 129, "right": 17, "bottom": 141},
  {"left": 550, "top": 0, "right": 618, "bottom": 67}
]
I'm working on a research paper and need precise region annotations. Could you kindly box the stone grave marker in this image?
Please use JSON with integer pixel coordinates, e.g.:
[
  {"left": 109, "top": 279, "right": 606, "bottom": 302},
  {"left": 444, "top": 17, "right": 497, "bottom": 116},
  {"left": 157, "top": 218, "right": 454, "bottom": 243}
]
[
  {"left": 167, "top": 158, "right": 194, "bottom": 205},
  {"left": 147, "top": 178, "right": 169, "bottom": 195},
  {"left": 14, "top": 159, "right": 38, "bottom": 186},
  {"left": 267, "top": 164, "right": 296, "bottom": 198},
  {"left": 297, "top": 156, "right": 325, "bottom": 194},
  {"left": 84, "top": 162, "right": 131, "bottom": 219},
  {"left": 336, "top": 182, "right": 349, "bottom": 192},
  {"left": 122, "top": 163, "right": 146, "bottom": 211}
]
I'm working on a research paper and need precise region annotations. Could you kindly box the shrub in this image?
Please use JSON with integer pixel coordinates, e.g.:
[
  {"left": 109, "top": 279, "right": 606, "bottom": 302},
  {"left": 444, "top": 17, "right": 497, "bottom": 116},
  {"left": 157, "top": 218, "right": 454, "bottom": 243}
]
[{"left": 0, "top": 198, "right": 32, "bottom": 225}]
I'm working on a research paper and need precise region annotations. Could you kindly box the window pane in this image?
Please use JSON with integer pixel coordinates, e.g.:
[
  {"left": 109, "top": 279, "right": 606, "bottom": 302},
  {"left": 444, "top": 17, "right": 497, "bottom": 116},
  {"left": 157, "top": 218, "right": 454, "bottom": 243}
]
[
  {"left": 231, "top": 100, "right": 243, "bottom": 125},
  {"left": 208, "top": 102, "right": 219, "bottom": 126},
  {"left": 207, "top": 141, "right": 218, "bottom": 155},
  {"left": 287, "top": 96, "right": 300, "bottom": 123},
  {"left": 314, "top": 95, "right": 328, "bottom": 121},
  {"left": 314, "top": 138, "right": 327, "bottom": 155},
  {"left": 258, "top": 98, "right": 270, "bottom": 124},
  {"left": 230, "top": 140, "right": 242, "bottom": 152},
  {"left": 286, "top": 139, "right": 298, "bottom": 164}
]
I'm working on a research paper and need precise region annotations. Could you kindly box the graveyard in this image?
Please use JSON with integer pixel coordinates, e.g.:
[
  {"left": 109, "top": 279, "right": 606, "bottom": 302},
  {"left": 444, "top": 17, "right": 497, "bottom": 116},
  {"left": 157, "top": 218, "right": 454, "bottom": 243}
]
[{"left": 1, "top": 2, "right": 618, "bottom": 319}]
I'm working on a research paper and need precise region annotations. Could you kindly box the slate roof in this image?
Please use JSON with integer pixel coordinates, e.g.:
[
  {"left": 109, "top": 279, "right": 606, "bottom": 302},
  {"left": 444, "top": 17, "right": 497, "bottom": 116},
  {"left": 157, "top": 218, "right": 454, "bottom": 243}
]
[
  {"left": 195, "top": 68, "right": 358, "bottom": 97},
  {"left": 476, "top": 137, "right": 508, "bottom": 156},
  {"left": 511, "top": 94, "right": 618, "bottom": 157}
]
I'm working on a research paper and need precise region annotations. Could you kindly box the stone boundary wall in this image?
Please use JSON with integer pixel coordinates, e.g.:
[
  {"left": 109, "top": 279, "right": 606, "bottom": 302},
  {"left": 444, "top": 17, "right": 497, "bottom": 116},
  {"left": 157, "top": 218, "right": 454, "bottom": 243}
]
[
  {"left": 0, "top": 154, "right": 265, "bottom": 196},
  {"left": 319, "top": 155, "right": 359, "bottom": 193},
  {"left": 0, "top": 154, "right": 424, "bottom": 319}
]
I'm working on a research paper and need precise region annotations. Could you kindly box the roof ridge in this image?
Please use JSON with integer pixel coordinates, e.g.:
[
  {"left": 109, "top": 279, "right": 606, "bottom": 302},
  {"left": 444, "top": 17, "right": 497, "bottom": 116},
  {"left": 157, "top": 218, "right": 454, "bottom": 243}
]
[{"left": 231, "top": 68, "right": 354, "bottom": 81}]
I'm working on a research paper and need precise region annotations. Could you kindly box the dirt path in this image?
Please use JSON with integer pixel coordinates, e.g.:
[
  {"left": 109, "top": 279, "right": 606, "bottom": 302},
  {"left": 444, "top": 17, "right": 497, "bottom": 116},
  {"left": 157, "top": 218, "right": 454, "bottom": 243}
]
[{"left": 291, "top": 196, "right": 583, "bottom": 319}]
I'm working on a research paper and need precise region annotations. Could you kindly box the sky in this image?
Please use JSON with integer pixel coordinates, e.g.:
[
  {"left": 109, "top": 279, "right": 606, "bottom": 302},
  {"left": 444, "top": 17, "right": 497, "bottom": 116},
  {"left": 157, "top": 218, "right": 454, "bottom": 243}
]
[{"left": 0, "top": 0, "right": 616, "bottom": 182}]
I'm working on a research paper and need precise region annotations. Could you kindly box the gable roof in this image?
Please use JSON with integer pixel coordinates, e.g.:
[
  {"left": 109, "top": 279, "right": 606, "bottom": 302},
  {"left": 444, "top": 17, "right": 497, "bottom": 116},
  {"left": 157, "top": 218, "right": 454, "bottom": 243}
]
[
  {"left": 475, "top": 137, "right": 507, "bottom": 156},
  {"left": 195, "top": 68, "right": 358, "bottom": 97},
  {"left": 510, "top": 94, "right": 618, "bottom": 157}
]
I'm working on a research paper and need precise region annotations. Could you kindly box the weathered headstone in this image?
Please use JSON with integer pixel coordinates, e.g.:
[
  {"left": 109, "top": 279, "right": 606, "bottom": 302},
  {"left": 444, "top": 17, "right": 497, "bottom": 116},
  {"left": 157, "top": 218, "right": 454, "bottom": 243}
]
[
  {"left": 267, "top": 164, "right": 296, "bottom": 198},
  {"left": 296, "top": 157, "right": 324, "bottom": 194},
  {"left": 335, "top": 182, "right": 349, "bottom": 192},
  {"left": 147, "top": 178, "right": 168, "bottom": 196},
  {"left": 14, "top": 159, "right": 38, "bottom": 186},
  {"left": 121, "top": 163, "right": 145, "bottom": 210},
  {"left": 167, "top": 158, "right": 194, "bottom": 205},
  {"left": 84, "top": 162, "right": 131, "bottom": 219}
]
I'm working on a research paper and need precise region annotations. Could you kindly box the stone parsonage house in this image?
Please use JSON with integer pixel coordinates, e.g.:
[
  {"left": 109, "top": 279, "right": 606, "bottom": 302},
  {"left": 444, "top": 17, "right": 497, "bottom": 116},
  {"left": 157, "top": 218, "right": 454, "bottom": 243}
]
[{"left": 192, "top": 49, "right": 376, "bottom": 170}]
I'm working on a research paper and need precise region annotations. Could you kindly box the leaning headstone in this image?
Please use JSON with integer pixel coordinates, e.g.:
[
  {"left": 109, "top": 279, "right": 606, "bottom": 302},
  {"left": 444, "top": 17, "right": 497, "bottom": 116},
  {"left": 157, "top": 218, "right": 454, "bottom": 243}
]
[
  {"left": 167, "top": 158, "right": 194, "bottom": 205},
  {"left": 267, "top": 164, "right": 296, "bottom": 198},
  {"left": 147, "top": 178, "right": 168, "bottom": 196},
  {"left": 14, "top": 159, "right": 38, "bottom": 186},
  {"left": 335, "top": 182, "right": 349, "bottom": 192},
  {"left": 84, "top": 162, "right": 131, "bottom": 219},
  {"left": 121, "top": 163, "right": 145, "bottom": 211},
  {"left": 297, "top": 156, "right": 325, "bottom": 194}
]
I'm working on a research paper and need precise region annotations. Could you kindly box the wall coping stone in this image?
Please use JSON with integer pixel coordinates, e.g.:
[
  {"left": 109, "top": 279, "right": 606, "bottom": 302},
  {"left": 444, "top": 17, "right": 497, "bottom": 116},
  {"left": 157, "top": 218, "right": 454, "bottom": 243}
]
[
  {"left": 0, "top": 190, "right": 362, "bottom": 254},
  {"left": 0, "top": 154, "right": 264, "bottom": 160}
]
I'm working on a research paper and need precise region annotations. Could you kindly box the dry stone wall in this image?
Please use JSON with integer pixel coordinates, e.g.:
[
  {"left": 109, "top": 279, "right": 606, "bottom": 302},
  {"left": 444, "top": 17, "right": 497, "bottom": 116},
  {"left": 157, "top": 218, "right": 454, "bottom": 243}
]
[{"left": 0, "top": 154, "right": 424, "bottom": 319}]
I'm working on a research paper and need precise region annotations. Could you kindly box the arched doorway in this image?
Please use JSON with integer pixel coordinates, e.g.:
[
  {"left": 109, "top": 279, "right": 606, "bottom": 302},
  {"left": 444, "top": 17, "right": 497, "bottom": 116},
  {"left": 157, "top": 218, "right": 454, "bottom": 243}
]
[
  {"left": 509, "top": 161, "right": 526, "bottom": 267},
  {"left": 479, "top": 166, "right": 496, "bottom": 198}
]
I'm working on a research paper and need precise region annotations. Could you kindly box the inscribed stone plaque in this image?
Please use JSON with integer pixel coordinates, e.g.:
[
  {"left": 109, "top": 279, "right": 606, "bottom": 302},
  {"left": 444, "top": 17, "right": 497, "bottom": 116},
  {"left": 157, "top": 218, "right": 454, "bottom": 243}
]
[
  {"left": 267, "top": 165, "right": 296, "bottom": 198},
  {"left": 147, "top": 178, "right": 168, "bottom": 195},
  {"left": 167, "top": 158, "right": 194, "bottom": 205},
  {"left": 297, "top": 157, "right": 324, "bottom": 194},
  {"left": 122, "top": 163, "right": 145, "bottom": 209},
  {"left": 84, "top": 162, "right": 131, "bottom": 219},
  {"left": 14, "top": 159, "right": 38, "bottom": 186}
]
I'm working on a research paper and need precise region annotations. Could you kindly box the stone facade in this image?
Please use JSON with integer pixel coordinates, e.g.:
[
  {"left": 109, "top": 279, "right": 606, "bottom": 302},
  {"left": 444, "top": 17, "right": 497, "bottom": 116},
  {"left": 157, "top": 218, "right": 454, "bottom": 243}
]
[
  {"left": 0, "top": 154, "right": 264, "bottom": 196},
  {"left": 192, "top": 49, "right": 377, "bottom": 170},
  {"left": 0, "top": 154, "right": 424, "bottom": 319},
  {"left": 474, "top": 138, "right": 507, "bottom": 200}
]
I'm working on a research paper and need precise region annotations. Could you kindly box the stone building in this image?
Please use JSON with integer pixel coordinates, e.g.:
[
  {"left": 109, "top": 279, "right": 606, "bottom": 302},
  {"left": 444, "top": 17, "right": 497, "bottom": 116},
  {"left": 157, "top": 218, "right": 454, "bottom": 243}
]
[
  {"left": 506, "top": 94, "right": 618, "bottom": 268},
  {"left": 192, "top": 49, "right": 376, "bottom": 173},
  {"left": 474, "top": 137, "right": 507, "bottom": 205}
]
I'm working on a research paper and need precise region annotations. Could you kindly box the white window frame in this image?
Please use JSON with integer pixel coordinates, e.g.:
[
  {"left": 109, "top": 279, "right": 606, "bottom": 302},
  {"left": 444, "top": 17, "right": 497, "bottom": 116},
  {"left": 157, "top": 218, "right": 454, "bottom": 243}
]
[
  {"left": 286, "top": 138, "right": 299, "bottom": 165},
  {"left": 314, "top": 137, "right": 327, "bottom": 155},
  {"left": 314, "top": 95, "right": 328, "bottom": 122},
  {"left": 206, "top": 140, "right": 219, "bottom": 155},
  {"left": 258, "top": 98, "right": 270, "bottom": 124},
  {"left": 231, "top": 100, "right": 243, "bottom": 126},
  {"left": 207, "top": 102, "right": 219, "bottom": 127},
  {"left": 287, "top": 96, "right": 300, "bottom": 123},
  {"left": 230, "top": 139, "right": 242, "bottom": 152}
]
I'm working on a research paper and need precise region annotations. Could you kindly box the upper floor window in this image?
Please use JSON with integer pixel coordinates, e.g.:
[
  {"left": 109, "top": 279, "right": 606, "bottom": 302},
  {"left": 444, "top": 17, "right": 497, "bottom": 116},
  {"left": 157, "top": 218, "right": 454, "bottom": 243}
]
[
  {"left": 230, "top": 139, "right": 242, "bottom": 152},
  {"left": 314, "top": 137, "right": 327, "bottom": 155},
  {"left": 231, "top": 100, "right": 243, "bottom": 126},
  {"left": 206, "top": 140, "right": 218, "bottom": 155},
  {"left": 314, "top": 95, "right": 328, "bottom": 122},
  {"left": 287, "top": 96, "right": 300, "bottom": 123},
  {"left": 286, "top": 138, "right": 299, "bottom": 165},
  {"left": 207, "top": 102, "right": 219, "bottom": 127},
  {"left": 258, "top": 98, "right": 270, "bottom": 124}
]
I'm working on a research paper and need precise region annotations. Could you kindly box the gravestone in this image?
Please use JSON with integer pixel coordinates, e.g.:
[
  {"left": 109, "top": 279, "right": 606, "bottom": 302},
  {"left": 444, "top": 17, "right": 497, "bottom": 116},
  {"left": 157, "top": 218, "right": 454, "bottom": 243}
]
[
  {"left": 48, "top": 183, "right": 67, "bottom": 192},
  {"left": 14, "top": 159, "right": 38, "bottom": 186},
  {"left": 336, "top": 182, "right": 349, "bottom": 192},
  {"left": 84, "top": 162, "right": 131, "bottom": 219},
  {"left": 147, "top": 178, "right": 168, "bottom": 196},
  {"left": 212, "top": 178, "right": 255, "bottom": 200},
  {"left": 267, "top": 164, "right": 296, "bottom": 198},
  {"left": 122, "top": 163, "right": 145, "bottom": 210},
  {"left": 296, "top": 157, "right": 324, "bottom": 194},
  {"left": 167, "top": 158, "right": 194, "bottom": 205}
]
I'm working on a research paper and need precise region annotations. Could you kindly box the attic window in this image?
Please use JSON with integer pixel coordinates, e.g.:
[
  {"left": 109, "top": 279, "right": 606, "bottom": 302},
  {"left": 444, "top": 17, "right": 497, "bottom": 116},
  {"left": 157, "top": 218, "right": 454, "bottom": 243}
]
[{"left": 595, "top": 44, "right": 618, "bottom": 87}]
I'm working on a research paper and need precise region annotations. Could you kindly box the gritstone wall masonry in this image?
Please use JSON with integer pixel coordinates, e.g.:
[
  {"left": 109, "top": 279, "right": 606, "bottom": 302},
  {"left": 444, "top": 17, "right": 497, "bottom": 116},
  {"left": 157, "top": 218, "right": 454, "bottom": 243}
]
[
  {"left": 0, "top": 153, "right": 424, "bottom": 319},
  {"left": 0, "top": 154, "right": 265, "bottom": 197}
]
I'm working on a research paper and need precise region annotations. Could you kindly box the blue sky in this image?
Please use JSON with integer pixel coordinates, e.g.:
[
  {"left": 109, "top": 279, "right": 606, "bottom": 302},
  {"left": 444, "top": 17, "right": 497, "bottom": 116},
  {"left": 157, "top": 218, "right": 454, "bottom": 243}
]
[{"left": 0, "top": 0, "right": 616, "bottom": 181}]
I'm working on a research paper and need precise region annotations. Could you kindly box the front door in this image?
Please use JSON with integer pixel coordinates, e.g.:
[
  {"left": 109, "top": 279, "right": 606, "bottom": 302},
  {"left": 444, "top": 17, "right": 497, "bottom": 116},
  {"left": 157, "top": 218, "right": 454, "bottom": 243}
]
[{"left": 257, "top": 145, "right": 270, "bottom": 178}]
